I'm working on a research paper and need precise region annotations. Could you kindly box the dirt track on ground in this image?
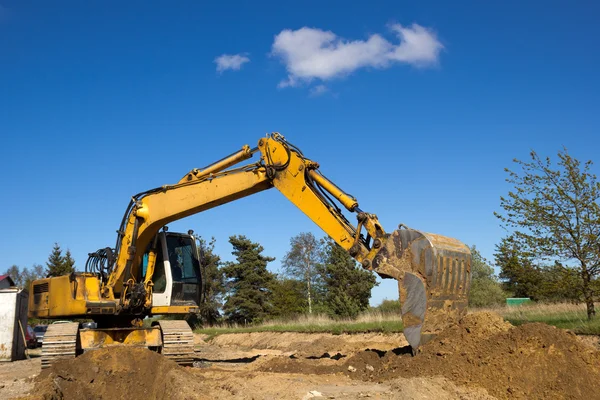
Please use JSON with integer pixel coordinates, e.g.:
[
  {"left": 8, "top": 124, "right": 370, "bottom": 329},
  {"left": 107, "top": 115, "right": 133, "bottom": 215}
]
[{"left": 2, "top": 312, "right": 600, "bottom": 400}]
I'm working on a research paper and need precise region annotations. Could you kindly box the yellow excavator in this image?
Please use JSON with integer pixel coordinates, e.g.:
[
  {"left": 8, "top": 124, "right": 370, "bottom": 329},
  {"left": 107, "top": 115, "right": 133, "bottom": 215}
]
[{"left": 29, "top": 133, "right": 471, "bottom": 368}]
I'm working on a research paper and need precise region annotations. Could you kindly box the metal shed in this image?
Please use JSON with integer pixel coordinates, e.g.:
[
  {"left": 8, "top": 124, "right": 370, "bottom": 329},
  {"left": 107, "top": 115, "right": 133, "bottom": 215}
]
[{"left": 0, "top": 288, "right": 29, "bottom": 362}]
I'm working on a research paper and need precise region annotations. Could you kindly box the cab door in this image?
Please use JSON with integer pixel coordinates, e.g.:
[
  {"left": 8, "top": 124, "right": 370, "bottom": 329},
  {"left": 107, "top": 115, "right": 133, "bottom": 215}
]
[
  {"left": 150, "top": 233, "right": 173, "bottom": 307},
  {"left": 164, "top": 233, "right": 202, "bottom": 307}
]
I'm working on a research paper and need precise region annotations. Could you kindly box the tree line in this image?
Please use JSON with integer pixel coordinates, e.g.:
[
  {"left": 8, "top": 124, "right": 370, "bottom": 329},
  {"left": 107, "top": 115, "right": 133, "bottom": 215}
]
[
  {"left": 4, "top": 243, "right": 76, "bottom": 289},
  {"left": 197, "top": 233, "right": 377, "bottom": 325}
]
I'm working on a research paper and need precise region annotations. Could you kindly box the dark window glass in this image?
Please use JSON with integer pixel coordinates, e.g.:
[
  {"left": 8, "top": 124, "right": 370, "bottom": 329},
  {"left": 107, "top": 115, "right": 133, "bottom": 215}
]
[{"left": 166, "top": 236, "right": 199, "bottom": 283}]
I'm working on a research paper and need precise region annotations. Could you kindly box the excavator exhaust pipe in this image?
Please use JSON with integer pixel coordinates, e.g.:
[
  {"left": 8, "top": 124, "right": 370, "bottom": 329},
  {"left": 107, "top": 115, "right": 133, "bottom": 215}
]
[{"left": 371, "top": 227, "right": 471, "bottom": 352}]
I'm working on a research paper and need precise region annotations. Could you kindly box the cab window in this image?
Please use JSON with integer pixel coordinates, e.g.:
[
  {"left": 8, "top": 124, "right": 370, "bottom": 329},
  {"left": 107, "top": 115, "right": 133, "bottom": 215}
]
[{"left": 166, "top": 235, "right": 200, "bottom": 283}]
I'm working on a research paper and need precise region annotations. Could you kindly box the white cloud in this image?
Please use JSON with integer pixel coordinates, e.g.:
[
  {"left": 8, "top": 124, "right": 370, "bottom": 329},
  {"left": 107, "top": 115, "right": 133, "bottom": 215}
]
[
  {"left": 271, "top": 24, "right": 443, "bottom": 87},
  {"left": 309, "top": 85, "right": 329, "bottom": 97},
  {"left": 214, "top": 53, "right": 250, "bottom": 73}
]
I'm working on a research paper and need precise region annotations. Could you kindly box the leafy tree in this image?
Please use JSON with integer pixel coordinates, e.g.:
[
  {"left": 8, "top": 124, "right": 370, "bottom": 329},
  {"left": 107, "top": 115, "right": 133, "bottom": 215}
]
[
  {"left": 319, "top": 237, "right": 377, "bottom": 318},
  {"left": 469, "top": 246, "right": 507, "bottom": 307},
  {"left": 495, "top": 149, "right": 600, "bottom": 319},
  {"left": 282, "top": 232, "right": 323, "bottom": 314},
  {"left": 496, "top": 237, "right": 586, "bottom": 302},
  {"left": 3, "top": 264, "right": 45, "bottom": 289},
  {"left": 495, "top": 236, "right": 544, "bottom": 299},
  {"left": 46, "top": 243, "right": 75, "bottom": 277},
  {"left": 374, "top": 299, "right": 402, "bottom": 315},
  {"left": 537, "top": 262, "right": 582, "bottom": 302},
  {"left": 23, "top": 264, "right": 45, "bottom": 290},
  {"left": 222, "top": 235, "right": 276, "bottom": 324},
  {"left": 5, "top": 265, "right": 21, "bottom": 287},
  {"left": 271, "top": 278, "right": 307, "bottom": 318},
  {"left": 195, "top": 235, "right": 224, "bottom": 325}
]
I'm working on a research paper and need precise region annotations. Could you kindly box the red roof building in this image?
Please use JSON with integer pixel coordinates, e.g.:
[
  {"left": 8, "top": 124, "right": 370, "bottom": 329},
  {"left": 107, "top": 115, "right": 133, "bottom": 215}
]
[{"left": 0, "top": 275, "right": 16, "bottom": 289}]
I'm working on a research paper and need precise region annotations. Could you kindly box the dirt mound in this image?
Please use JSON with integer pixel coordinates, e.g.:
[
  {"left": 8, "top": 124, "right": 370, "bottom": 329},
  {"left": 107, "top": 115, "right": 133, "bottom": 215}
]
[
  {"left": 208, "top": 332, "right": 407, "bottom": 356},
  {"left": 23, "top": 347, "right": 208, "bottom": 400},
  {"left": 261, "top": 312, "right": 600, "bottom": 400},
  {"left": 349, "top": 313, "right": 600, "bottom": 399}
]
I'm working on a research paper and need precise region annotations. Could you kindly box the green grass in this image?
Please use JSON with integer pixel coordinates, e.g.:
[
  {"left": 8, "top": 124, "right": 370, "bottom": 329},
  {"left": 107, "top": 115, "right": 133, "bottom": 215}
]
[
  {"left": 195, "top": 303, "right": 600, "bottom": 339},
  {"left": 475, "top": 303, "right": 600, "bottom": 335},
  {"left": 194, "top": 312, "right": 404, "bottom": 337}
]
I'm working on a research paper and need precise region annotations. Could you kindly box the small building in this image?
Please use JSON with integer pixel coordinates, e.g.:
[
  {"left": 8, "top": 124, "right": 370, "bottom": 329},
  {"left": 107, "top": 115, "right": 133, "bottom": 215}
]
[
  {"left": 0, "top": 287, "right": 29, "bottom": 361},
  {"left": 0, "top": 275, "right": 15, "bottom": 289}
]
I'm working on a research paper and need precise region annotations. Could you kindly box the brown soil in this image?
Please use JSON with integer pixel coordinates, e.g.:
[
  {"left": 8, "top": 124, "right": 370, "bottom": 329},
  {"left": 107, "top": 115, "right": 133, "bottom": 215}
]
[
  {"left": 17, "top": 347, "right": 486, "bottom": 400},
  {"left": 23, "top": 347, "right": 207, "bottom": 400},
  {"left": 209, "top": 331, "right": 407, "bottom": 357},
  {"left": 6, "top": 313, "right": 600, "bottom": 400},
  {"left": 260, "top": 312, "right": 600, "bottom": 400},
  {"left": 577, "top": 334, "right": 600, "bottom": 350}
]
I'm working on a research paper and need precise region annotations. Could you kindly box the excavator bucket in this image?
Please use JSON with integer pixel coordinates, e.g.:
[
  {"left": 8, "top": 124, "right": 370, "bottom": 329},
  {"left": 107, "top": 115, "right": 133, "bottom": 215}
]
[{"left": 371, "top": 227, "right": 471, "bottom": 352}]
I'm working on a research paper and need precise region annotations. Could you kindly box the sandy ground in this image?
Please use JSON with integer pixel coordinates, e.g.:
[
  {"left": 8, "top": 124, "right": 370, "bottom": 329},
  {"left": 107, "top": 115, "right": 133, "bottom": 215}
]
[
  {"left": 0, "top": 333, "right": 494, "bottom": 400},
  {"left": 0, "top": 348, "right": 40, "bottom": 399},
  {"left": 2, "top": 315, "right": 599, "bottom": 400}
]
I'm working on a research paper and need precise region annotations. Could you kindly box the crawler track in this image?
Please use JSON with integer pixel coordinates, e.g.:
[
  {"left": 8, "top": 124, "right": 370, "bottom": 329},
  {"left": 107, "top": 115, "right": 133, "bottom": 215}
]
[
  {"left": 41, "top": 322, "right": 79, "bottom": 369},
  {"left": 157, "top": 320, "right": 195, "bottom": 365}
]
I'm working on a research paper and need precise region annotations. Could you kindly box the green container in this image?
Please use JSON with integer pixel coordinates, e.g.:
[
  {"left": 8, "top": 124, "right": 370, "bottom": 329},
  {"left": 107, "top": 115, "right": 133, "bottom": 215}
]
[{"left": 506, "top": 298, "right": 532, "bottom": 307}]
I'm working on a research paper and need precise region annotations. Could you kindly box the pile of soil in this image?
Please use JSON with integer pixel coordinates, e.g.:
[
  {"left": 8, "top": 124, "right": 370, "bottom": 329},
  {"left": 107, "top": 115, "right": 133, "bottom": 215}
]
[
  {"left": 209, "top": 332, "right": 407, "bottom": 357},
  {"left": 23, "top": 347, "right": 207, "bottom": 400},
  {"left": 262, "top": 312, "right": 600, "bottom": 399}
]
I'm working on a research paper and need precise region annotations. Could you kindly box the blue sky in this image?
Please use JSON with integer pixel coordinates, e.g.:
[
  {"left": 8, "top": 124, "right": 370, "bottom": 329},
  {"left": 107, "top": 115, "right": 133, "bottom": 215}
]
[{"left": 1, "top": 1, "right": 599, "bottom": 306}]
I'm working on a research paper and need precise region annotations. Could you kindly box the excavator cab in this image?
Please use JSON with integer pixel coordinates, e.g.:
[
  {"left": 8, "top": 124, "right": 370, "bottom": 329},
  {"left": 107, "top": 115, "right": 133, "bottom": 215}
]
[{"left": 144, "top": 231, "right": 202, "bottom": 309}]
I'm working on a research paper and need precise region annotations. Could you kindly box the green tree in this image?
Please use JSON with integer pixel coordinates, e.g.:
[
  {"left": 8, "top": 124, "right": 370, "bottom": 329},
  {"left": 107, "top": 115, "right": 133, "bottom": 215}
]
[
  {"left": 271, "top": 278, "right": 307, "bottom": 318},
  {"left": 5, "top": 265, "right": 21, "bottom": 287},
  {"left": 3, "top": 264, "right": 45, "bottom": 289},
  {"left": 63, "top": 249, "right": 76, "bottom": 272},
  {"left": 496, "top": 237, "right": 585, "bottom": 302},
  {"left": 282, "top": 232, "right": 323, "bottom": 314},
  {"left": 319, "top": 238, "right": 377, "bottom": 318},
  {"left": 374, "top": 299, "right": 402, "bottom": 315},
  {"left": 22, "top": 264, "right": 45, "bottom": 290},
  {"left": 495, "top": 236, "right": 544, "bottom": 299},
  {"left": 538, "top": 262, "right": 582, "bottom": 302},
  {"left": 222, "top": 235, "right": 276, "bottom": 324},
  {"left": 495, "top": 149, "right": 600, "bottom": 319},
  {"left": 46, "top": 243, "right": 75, "bottom": 277},
  {"left": 195, "top": 235, "right": 224, "bottom": 325},
  {"left": 469, "top": 246, "right": 507, "bottom": 307}
]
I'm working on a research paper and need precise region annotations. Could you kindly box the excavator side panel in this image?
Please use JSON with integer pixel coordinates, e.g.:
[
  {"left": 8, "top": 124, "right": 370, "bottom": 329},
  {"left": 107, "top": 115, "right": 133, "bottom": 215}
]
[{"left": 29, "top": 275, "right": 117, "bottom": 319}]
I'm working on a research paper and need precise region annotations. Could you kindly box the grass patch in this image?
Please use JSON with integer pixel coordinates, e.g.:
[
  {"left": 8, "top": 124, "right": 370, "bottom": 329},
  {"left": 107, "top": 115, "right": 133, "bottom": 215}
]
[
  {"left": 196, "top": 303, "right": 600, "bottom": 338},
  {"left": 195, "top": 311, "right": 403, "bottom": 337},
  {"left": 474, "top": 303, "right": 600, "bottom": 335}
]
